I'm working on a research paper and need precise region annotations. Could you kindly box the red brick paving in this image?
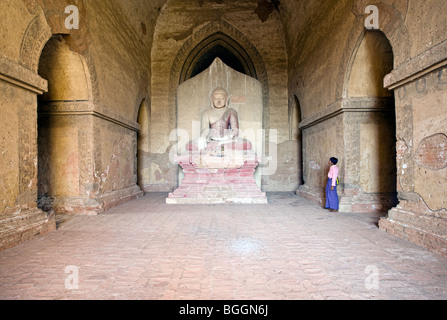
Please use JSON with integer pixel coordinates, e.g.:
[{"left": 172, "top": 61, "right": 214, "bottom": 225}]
[{"left": 0, "top": 193, "right": 446, "bottom": 300}]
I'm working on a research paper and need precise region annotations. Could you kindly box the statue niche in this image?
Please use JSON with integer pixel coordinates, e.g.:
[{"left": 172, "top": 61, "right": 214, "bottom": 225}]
[{"left": 166, "top": 58, "right": 267, "bottom": 204}]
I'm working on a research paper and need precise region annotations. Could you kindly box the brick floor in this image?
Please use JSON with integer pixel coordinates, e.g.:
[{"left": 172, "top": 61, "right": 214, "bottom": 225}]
[{"left": 0, "top": 192, "right": 446, "bottom": 300}]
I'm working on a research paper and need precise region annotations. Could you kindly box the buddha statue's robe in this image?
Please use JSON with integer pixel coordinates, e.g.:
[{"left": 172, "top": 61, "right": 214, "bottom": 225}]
[{"left": 187, "top": 107, "right": 252, "bottom": 152}]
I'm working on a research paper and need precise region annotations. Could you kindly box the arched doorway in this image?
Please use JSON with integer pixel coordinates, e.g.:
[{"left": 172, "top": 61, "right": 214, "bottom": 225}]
[
  {"left": 345, "top": 30, "right": 397, "bottom": 212},
  {"left": 291, "top": 95, "right": 303, "bottom": 185},
  {"left": 137, "top": 99, "right": 151, "bottom": 192},
  {"left": 37, "top": 35, "right": 92, "bottom": 213}
]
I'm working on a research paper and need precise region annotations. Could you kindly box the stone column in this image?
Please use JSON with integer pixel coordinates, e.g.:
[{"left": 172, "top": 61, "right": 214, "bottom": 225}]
[
  {"left": 0, "top": 56, "right": 56, "bottom": 251},
  {"left": 379, "top": 45, "right": 447, "bottom": 257},
  {"left": 37, "top": 101, "right": 143, "bottom": 215}
]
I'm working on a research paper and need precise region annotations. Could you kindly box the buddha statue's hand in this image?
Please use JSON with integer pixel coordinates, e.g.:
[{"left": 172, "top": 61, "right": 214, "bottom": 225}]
[
  {"left": 197, "top": 137, "right": 207, "bottom": 150},
  {"left": 212, "top": 134, "right": 233, "bottom": 142},
  {"left": 212, "top": 136, "right": 227, "bottom": 141}
]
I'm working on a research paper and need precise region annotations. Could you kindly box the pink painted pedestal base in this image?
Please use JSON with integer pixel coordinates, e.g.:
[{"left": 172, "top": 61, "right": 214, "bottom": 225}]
[{"left": 166, "top": 150, "right": 267, "bottom": 204}]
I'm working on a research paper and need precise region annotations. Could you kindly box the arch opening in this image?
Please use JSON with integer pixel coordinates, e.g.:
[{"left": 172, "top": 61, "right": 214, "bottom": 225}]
[
  {"left": 180, "top": 32, "right": 258, "bottom": 83},
  {"left": 347, "top": 30, "right": 397, "bottom": 212},
  {"left": 190, "top": 44, "right": 246, "bottom": 78},
  {"left": 291, "top": 95, "right": 304, "bottom": 186},
  {"left": 137, "top": 99, "right": 151, "bottom": 192},
  {"left": 37, "top": 35, "right": 92, "bottom": 213}
]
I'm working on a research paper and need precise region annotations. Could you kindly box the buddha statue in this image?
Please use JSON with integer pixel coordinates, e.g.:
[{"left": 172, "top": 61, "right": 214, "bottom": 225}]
[{"left": 188, "top": 86, "right": 252, "bottom": 153}]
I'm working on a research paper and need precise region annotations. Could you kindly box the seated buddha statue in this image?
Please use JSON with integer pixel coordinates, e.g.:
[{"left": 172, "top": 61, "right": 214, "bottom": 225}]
[{"left": 188, "top": 86, "right": 252, "bottom": 153}]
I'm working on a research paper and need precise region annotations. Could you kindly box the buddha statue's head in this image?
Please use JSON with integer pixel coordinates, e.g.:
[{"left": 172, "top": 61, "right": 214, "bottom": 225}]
[{"left": 211, "top": 87, "right": 229, "bottom": 109}]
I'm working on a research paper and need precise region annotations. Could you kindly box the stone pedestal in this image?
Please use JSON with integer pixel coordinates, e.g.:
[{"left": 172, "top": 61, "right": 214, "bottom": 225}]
[
  {"left": 167, "top": 150, "right": 267, "bottom": 204},
  {"left": 379, "top": 197, "right": 447, "bottom": 257},
  {"left": 338, "top": 189, "right": 398, "bottom": 213},
  {"left": 0, "top": 205, "right": 56, "bottom": 251}
]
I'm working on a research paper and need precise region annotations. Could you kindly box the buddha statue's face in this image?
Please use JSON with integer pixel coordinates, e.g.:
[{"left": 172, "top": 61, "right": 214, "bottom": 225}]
[{"left": 211, "top": 89, "right": 228, "bottom": 109}]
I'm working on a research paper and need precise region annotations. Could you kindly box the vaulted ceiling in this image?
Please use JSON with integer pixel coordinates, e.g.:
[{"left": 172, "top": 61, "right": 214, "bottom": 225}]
[{"left": 114, "top": 0, "right": 330, "bottom": 54}]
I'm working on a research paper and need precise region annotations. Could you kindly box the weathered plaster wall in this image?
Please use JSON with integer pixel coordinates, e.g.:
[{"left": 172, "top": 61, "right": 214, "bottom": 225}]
[
  {"left": 393, "top": 68, "right": 447, "bottom": 211},
  {"left": 298, "top": 115, "right": 344, "bottom": 205},
  {"left": 380, "top": 65, "right": 447, "bottom": 256},
  {"left": 0, "top": 1, "right": 49, "bottom": 202},
  {"left": 1, "top": 0, "right": 36, "bottom": 61},
  {"left": 0, "top": 82, "right": 36, "bottom": 211},
  {"left": 286, "top": 0, "right": 355, "bottom": 118}
]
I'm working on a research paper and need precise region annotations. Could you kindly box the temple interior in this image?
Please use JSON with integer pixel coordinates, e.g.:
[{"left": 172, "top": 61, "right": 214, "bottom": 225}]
[{"left": 1, "top": 0, "right": 446, "bottom": 259}]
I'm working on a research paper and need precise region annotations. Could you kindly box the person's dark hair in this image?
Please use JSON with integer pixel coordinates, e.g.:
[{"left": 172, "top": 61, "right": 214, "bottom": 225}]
[{"left": 330, "top": 157, "right": 338, "bottom": 165}]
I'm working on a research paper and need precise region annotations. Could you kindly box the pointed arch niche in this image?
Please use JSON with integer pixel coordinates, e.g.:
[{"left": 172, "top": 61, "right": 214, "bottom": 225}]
[
  {"left": 37, "top": 35, "right": 96, "bottom": 214},
  {"left": 179, "top": 31, "right": 257, "bottom": 81},
  {"left": 290, "top": 95, "right": 304, "bottom": 186},
  {"left": 137, "top": 99, "right": 151, "bottom": 191},
  {"left": 341, "top": 30, "right": 397, "bottom": 212},
  {"left": 170, "top": 20, "right": 269, "bottom": 128}
]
